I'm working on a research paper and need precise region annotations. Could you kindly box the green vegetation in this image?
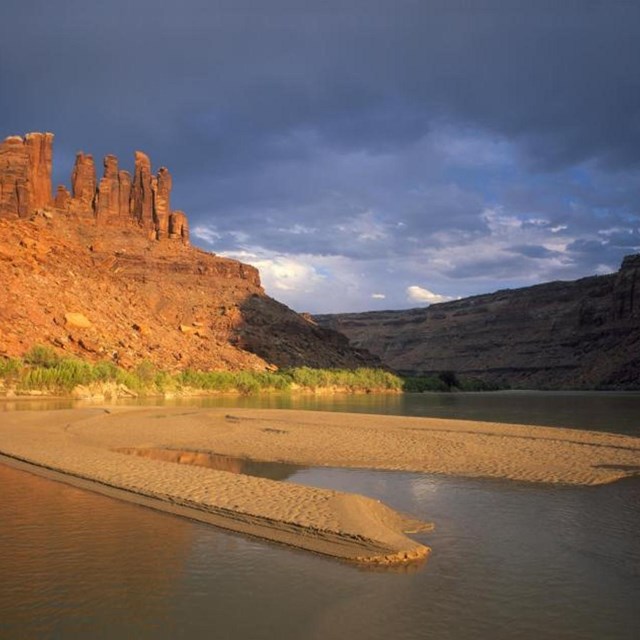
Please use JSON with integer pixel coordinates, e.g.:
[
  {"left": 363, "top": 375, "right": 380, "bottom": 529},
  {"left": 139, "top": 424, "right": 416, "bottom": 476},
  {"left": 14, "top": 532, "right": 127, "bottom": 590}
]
[
  {"left": 0, "top": 345, "right": 404, "bottom": 396},
  {"left": 286, "top": 366, "right": 402, "bottom": 392},
  {"left": 0, "top": 345, "right": 503, "bottom": 397},
  {"left": 402, "top": 372, "right": 504, "bottom": 392}
]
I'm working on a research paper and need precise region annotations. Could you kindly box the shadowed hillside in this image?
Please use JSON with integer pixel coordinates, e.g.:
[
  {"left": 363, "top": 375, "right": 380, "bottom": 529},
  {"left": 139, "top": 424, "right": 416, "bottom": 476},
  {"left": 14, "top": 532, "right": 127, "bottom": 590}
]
[{"left": 315, "top": 255, "right": 640, "bottom": 390}]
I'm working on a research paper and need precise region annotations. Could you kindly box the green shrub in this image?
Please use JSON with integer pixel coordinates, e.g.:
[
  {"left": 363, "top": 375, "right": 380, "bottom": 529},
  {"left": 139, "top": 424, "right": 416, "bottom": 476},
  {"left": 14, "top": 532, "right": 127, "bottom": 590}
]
[
  {"left": 135, "top": 360, "right": 157, "bottom": 385},
  {"left": 438, "top": 370, "right": 460, "bottom": 390},
  {"left": 0, "top": 357, "right": 21, "bottom": 380},
  {"left": 0, "top": 353, "right": 410, "bottom": 396},
  {"left": 18, "top": 357, "right": 94, "bottom": 391},
  {"left": 402, "top": 375, "right": 448, "bottom": 392},
  {"left": 23, "top": 345, "right": 61, "bottom": 368},
  {"left": 286, "top": 367, "right": 402, "bottom": 392}
]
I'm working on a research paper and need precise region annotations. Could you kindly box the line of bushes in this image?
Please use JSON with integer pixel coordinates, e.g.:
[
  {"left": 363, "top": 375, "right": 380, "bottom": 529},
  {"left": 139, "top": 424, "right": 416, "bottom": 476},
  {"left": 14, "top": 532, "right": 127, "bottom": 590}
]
[
  {"left": 0, "top": 346, "right": 404, "bottom": 395},
  {"left": 0, "top": 346, "right": 502, "bottom": 396},
  {"left": 402, "top": 371, "right": 504, "bottom": 392}
]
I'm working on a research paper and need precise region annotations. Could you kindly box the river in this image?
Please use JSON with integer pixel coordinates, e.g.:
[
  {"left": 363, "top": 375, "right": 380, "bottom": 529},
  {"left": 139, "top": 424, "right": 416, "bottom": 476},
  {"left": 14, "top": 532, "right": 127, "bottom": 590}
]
[{"left": 1, "top": 392, "right": 639, "bottom": 639}]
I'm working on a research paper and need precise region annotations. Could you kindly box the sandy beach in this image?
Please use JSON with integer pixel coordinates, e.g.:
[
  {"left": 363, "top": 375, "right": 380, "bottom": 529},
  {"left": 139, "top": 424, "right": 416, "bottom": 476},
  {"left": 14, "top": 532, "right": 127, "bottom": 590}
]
[{"left": 1, "top": 407, "right": 638, "bottom": 565}]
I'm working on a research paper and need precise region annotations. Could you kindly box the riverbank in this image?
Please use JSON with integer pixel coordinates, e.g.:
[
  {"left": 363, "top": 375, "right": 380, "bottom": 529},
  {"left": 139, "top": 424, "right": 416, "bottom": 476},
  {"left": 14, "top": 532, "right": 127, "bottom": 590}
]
[
  {"left": 0, "top": 346, "right": 497, "bottom": 398},
  {"left": 1, "top": 407, "right": 638, "bottom": 564}
]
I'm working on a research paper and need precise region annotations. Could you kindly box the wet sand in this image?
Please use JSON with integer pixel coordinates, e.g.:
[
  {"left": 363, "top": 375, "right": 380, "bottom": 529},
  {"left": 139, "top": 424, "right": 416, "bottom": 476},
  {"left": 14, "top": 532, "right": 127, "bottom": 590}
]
[{"left": 1, "top": 407, "right": 638, "bottom": 564}]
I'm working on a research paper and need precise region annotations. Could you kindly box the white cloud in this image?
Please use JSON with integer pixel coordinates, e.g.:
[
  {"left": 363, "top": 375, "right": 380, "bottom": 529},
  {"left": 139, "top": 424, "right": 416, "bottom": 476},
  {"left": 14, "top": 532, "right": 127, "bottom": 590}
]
[
  {"left": 239, "top": 255, "right": 326, "bottom": 293},
  {"left": 276, "top": 223, "right": 317, "bottom": 235},
  {"left": 191, "top": 224, "right": 221, "bottom": 244},
  {"left": 371, "top": 293, "right": 386, "bottom": 299},
  {"left": 406, "top": 286, "right": 455, "bottom": 305},
  {"left": 334, "top": 210, "right": 389, "bottom": 243}
]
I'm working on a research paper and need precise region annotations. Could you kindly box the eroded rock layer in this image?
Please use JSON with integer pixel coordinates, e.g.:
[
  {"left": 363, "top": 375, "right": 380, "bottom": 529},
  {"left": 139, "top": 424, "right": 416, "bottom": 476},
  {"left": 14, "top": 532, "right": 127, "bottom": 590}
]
[
  {"left": 315, "top": 255, "right": 640, "bottom": 390},
  {"left": 0, "top": 210, "right": 378, "bottom": 372},
  {"left": 0, "top": 131, "right": 380, "bottom": 371}
]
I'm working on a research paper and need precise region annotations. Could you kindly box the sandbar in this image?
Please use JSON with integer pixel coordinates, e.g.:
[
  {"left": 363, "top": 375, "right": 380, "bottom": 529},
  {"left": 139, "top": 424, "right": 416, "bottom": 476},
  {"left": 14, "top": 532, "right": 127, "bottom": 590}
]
[{"left": 1, "top": 407, "right": 639, "bottom": 564}]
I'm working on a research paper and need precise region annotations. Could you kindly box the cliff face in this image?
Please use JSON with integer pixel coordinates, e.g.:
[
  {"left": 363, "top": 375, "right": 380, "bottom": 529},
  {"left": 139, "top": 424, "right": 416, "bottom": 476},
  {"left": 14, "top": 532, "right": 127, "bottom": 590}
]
[
  {"left": 0, "top": 132, "right": 378, "bottom": 372},
  {"left": 315, "top": 256, "right": 640, "bottom": 389}
]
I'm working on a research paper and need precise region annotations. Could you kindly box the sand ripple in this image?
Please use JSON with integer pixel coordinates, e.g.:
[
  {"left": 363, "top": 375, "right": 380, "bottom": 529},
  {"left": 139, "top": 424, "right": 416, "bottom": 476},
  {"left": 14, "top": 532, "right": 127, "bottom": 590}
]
[{"left": 1, "top": 407, "right": 638, "bottom": 564}]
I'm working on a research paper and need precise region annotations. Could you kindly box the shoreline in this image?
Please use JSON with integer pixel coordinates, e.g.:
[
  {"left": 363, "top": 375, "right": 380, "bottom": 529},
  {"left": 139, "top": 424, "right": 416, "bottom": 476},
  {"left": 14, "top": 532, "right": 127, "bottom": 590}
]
[{"left": 1, "top": 407, "right": 639, "bottom": 565}]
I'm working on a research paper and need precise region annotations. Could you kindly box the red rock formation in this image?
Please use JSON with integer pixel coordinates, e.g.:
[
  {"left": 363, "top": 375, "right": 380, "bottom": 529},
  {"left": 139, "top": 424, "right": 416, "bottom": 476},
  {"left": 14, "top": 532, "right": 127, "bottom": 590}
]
[
  {"left": 0, "top": 214, "right": 381, "bottom": 372},
  {"left": 118, "top": 170, "right": 132, "bottom": 221},
  {"left": 70, "top": 153, "right": 97, "bottom": 216},
  {"left": 95, "top": 155, "right": 120, "bottom": 222},
  {"left": 131, "top": 151, "right": 153, "bottom": 229},
  {"left": 54, "top": 185, "right": 71, "bottom": 212},
  {"left": 1, "top": 131, "right": 189, "bottom": 245},
  {"left": 0, "top": 136, "right": 31, "bottom": 217},
  {"left": 152, "top": 167, "right": 172, "bottom": 239},
  {"left": 25, "top": 132, "right": 53, "bottom": 210},
  {"left": 169, "top": 210, "right": 189, "bottom": 244},
  {"left": 0, "top": 133, "right": 53, "bottom": 218}
]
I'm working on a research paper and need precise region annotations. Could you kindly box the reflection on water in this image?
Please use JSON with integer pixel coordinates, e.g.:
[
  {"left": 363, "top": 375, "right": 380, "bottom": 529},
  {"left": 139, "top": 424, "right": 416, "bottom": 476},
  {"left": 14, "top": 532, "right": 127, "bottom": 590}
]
[
  {"left": 3, "top": 390, "right": 639, "bottom": 434},
  {"left": 114, "top": 447, "right": 304, "bottom": 481},
  {"left": 0, "top": 463, "right": 191, "bottom": 639},
  {"left": 1, "top": 461, "right": 638, "bottom": 639},
  {"left": 0, "top": 397, "right": 76, "bottom": 412}
]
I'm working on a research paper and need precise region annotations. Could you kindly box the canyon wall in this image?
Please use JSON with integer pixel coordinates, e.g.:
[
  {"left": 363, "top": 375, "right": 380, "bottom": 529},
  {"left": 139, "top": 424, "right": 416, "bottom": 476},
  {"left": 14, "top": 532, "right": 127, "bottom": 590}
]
[
  {"left": 0, "top": 132, "right": 379, "bottom": 372},
  {"left": 315, "top": 255, "right": 640, "bottom": 389}
]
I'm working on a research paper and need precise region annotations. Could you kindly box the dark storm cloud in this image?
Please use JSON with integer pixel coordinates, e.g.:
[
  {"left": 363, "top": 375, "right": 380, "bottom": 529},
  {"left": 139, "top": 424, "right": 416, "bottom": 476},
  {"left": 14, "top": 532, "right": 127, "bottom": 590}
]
[
  {"left": 1, "top": 0, "right": 639, "bottom": 311},
  {"left": 4, "top": 1, "right": 639, "bottom": 169}
]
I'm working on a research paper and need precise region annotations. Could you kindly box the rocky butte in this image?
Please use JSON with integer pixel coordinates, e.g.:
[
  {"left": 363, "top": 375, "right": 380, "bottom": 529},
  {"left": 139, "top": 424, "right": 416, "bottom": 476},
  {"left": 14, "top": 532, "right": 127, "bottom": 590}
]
[
  {"left": 0, "top": 132, "right": 378, "bottom": 371},
  {"left": 315, "top": 256, "right": 640, "bottom": 390}
]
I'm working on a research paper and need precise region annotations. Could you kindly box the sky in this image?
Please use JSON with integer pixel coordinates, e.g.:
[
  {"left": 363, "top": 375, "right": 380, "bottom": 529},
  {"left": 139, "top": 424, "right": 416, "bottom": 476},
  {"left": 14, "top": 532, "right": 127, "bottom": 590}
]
[{"left": 2, "top": 0, "right": 639, "bottom": 313}]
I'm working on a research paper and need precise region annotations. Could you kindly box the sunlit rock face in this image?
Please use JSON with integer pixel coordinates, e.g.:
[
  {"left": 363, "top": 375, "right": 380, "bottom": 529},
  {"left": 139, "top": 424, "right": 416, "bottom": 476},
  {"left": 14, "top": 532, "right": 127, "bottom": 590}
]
[
  {"left": 0, "top": 133, "right": 53, "bottom": 218},
  {"left": 0, "top": 132, "right": 188, "bottom": 244},
  {"left": 0, "top": 131, "right": 381, "bottom": 373}
]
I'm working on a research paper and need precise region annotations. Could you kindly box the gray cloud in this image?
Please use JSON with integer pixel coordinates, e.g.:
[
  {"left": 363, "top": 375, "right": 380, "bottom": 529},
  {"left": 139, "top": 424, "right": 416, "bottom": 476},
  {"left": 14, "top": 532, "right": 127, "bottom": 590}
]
[{"left": 2, "top": 0, "right": 639, "bottom": 311}]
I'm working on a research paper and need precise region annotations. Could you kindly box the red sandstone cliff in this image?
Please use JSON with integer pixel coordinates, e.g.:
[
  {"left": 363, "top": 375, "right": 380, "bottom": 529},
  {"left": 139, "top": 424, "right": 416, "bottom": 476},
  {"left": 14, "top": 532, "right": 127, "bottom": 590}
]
[{"left": 0, "top": 132, "right": 378, "bottom": 372}]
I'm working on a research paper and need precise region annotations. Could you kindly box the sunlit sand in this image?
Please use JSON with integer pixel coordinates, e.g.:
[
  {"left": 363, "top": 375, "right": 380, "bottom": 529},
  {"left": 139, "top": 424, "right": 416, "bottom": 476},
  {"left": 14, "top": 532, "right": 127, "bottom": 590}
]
[{"left": 1, "top": 407, "right": 638, "bottom": 565}]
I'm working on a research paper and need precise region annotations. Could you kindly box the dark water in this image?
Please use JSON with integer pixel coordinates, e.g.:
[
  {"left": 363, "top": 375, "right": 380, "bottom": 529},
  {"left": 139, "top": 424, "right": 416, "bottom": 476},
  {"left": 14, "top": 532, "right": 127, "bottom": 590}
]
[
  {"left": 1, "top": 394, "right": 639, "bottom": 639},
  {"left": 3, "top": 390, "right": 639, "bottom": 434}
]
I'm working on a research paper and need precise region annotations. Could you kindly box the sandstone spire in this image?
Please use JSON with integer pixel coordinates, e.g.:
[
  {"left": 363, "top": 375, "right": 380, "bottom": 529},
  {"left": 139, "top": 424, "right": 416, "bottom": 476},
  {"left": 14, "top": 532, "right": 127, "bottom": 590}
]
[
  {"left": 95, "top": 155, "right": 121, "bottom": 222},
  {"left": 118, "top": 170, "right": 132, "bottom": 220},
  {"left": 0, "top": 132, "right": 53, "bottom": 218},
  {"left": 169, "top": 210, "right": 190, "bottom": 244},
  {"left": 25, "top": 132, "right": 54, "bottom": 210},
  {"left": 131, "top": 151, "right": 153, "bottom": 229},
  {"left": 70, "top": 152, "right": 97, "bottom": 216},
  {"left": 152, "top": 166, "right": 172, "bottom": 239}
]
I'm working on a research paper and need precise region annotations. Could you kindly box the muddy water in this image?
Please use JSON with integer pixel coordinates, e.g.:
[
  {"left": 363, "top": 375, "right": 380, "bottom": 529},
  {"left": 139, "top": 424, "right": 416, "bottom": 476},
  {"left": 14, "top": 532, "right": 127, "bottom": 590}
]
[{"left": 1, "top": 394, "right": 639, "bottom": 639}]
